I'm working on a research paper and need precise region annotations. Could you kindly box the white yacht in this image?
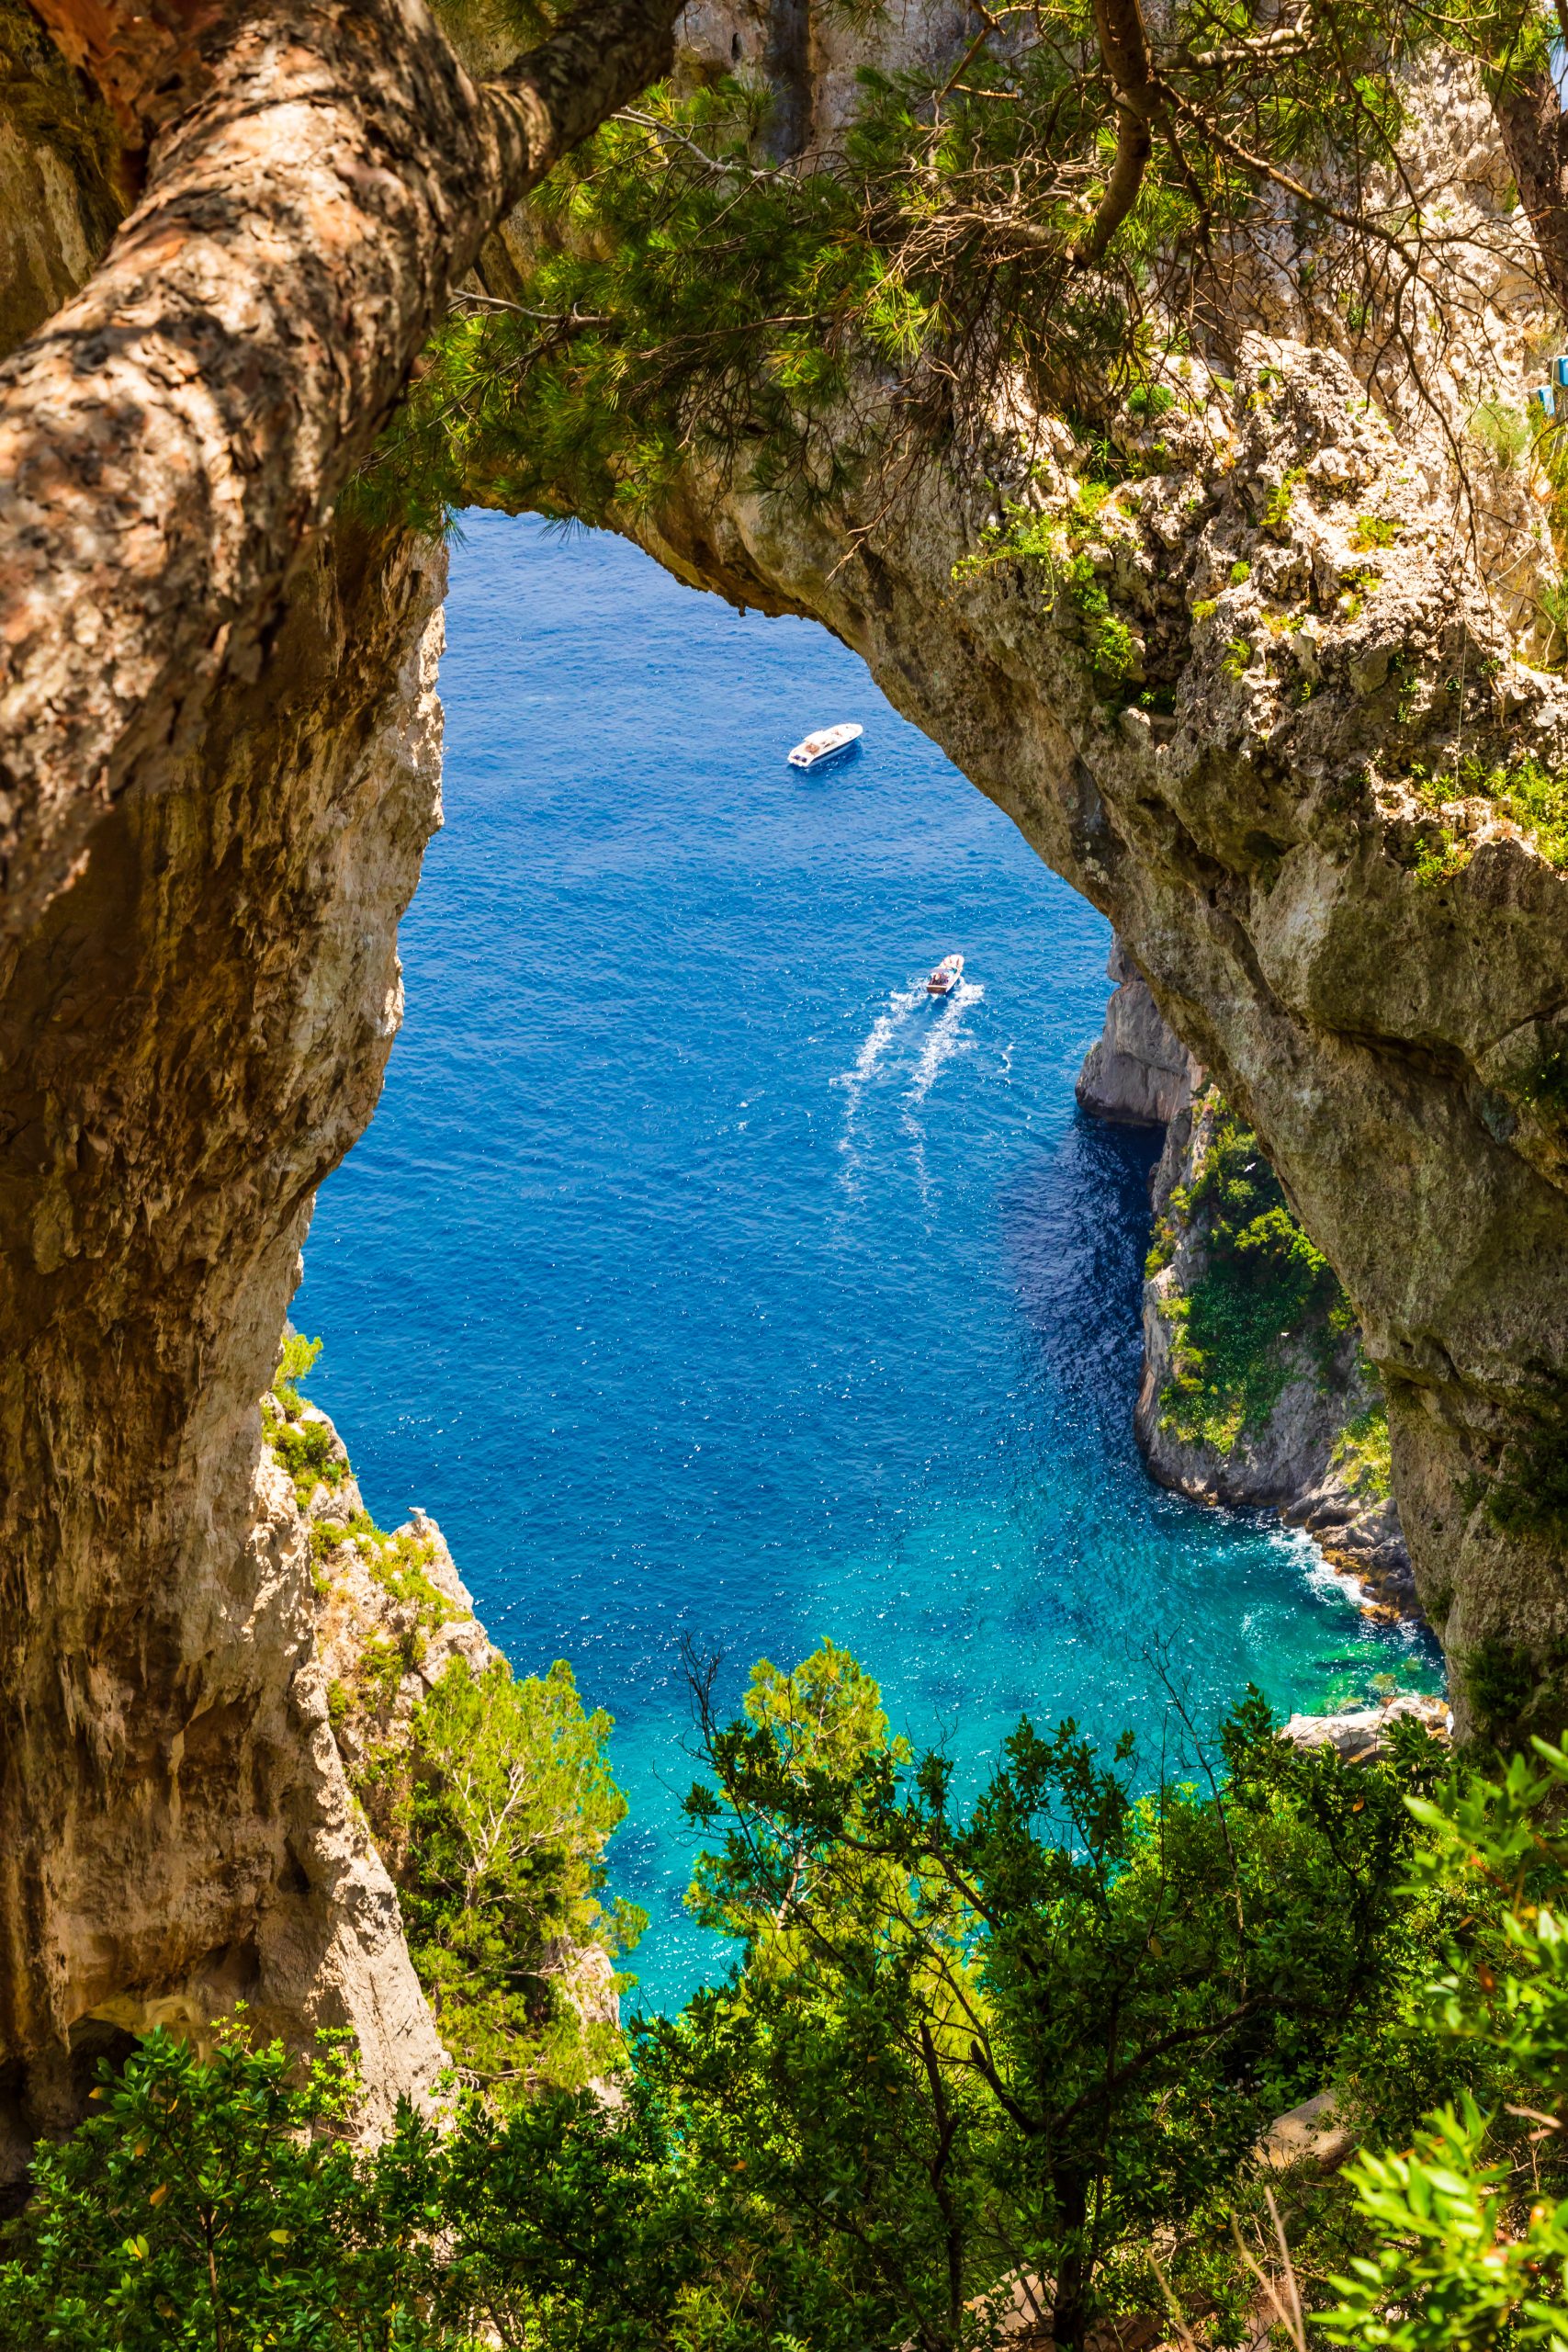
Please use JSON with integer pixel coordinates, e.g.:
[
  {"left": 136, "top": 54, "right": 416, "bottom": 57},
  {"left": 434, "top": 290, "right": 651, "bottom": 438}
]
[
  {"left": 787, "top": 722, "right": 863, "bottom": 770},
  {"left": 926, "top": 954, "right": 964, "bottom": 997}
]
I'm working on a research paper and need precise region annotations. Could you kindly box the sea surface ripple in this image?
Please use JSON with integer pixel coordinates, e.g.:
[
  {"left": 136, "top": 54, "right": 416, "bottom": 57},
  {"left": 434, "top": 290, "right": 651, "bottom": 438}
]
[{"left": 294, "top": 511, "right": 1440, "bottom": 2010}]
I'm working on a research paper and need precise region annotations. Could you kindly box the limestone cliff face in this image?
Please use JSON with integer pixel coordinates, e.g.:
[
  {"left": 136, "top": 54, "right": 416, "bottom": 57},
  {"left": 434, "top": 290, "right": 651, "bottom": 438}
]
[
  {"left": 1076, "top": 941, "right": 1202, "bottom": 1128},
  {"left": 0, "top": 509, "right": 451, "bottom": 2178},
  {"left": 478, "top": 41, "right": 1568, "bottom": 1741},
  {"left": 1077, "top": 945, "right": 1414, "bottom": 1615},
  {"left": 0, "top": 28, "right": 453, "bottom": 2165},
  {"left": 1137, "top": 1091, "right": 1415, "bottom": 1617}
]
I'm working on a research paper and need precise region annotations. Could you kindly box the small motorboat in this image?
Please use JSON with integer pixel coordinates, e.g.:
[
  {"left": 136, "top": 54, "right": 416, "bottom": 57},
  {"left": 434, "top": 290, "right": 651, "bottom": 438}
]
[
  {"left": 926, "top": 953, "right": 964, "bottom": 996},
  {"left": 787, "top": 722, "right": 863, "bottom": 770}
]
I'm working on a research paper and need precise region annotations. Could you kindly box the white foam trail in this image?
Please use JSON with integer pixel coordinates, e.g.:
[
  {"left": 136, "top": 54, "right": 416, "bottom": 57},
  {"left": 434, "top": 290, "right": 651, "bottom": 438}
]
[
  {"left": 833, "top": 982, "right": 924, "bottom": 1154},
  {"left": 907, "top": 978, "right": 983, "bottom": 1106}
]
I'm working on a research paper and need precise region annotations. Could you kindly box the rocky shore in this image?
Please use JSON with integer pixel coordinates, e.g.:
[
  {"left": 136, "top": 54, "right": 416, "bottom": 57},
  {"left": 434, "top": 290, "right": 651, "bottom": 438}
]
[{"left": 1079, "top": 944, "right": 1418, "bottom": 1623}]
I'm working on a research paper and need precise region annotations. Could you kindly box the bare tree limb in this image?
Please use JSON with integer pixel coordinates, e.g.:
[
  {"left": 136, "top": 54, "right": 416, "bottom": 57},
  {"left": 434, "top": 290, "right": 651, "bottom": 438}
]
[{"left": 1079, "top": 0, "right": 1157, "bottom": 261}]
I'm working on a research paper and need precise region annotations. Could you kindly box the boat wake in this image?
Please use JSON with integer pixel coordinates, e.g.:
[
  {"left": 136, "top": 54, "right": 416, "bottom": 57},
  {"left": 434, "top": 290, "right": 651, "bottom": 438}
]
[
  {"left": 834, "top": 974, "right": 984, "bottom": 1195},
  {"left": 907, "top": 978, "right": 983, "bottom": 1107},
  {"left": 833, "top": 982, "right": 925, "bottom": 1136}
]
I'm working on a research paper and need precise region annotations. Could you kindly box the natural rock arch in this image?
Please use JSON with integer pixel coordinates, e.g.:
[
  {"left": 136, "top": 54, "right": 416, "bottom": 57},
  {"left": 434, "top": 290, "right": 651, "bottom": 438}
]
[{"left": 4, "top": 0, "right": 1568, "bottom": 2175}]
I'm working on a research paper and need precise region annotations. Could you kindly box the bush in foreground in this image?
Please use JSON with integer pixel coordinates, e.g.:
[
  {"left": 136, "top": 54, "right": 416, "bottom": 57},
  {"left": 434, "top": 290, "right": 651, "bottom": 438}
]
[{"left": 6, "top": 1649, "right": 1568, "bottom": 2349}]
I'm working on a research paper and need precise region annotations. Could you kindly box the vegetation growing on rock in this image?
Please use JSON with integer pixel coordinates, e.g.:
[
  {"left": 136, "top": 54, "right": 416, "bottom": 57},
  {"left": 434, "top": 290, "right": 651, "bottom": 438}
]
[
  {"left": 401, "top": 1657, "right": 646, "bottom": 2098},
  {"left": 1152, "top": 1092, "right": 1349, "bottom": 1453},
  {"left": 11, "top": 1645, "right": 1568, "bottom": 2351},
  {"left": 276, "top": 1337, "right": 642, "bottom": 2100}
]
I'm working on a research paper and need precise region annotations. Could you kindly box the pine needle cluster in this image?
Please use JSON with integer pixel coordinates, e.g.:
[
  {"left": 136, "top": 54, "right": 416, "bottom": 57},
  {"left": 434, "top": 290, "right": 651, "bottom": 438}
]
[{"left": 351, "top": 0, "right": 1559, "bottom": 536}]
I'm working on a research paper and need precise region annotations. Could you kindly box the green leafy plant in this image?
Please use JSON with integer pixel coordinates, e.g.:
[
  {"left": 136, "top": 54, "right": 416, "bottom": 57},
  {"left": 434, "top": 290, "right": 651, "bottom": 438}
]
[
  {"left": 0, "top": 2024, "right": 448, "bottom": 2350},
  {"left": 1157, "top": 1094, "right": 1348, "bottom": 1451},
  {"left": 1470, "top": 397, "right": 1530, "bottom": 470},
  {"left": 1333, "top": 1398, "right": 1393, "bottom": 1501},
  {"left": 1259, "top": 468, "right": 1306, "bottom": 542},
  {"left": 400, "top": 1657, "right": 646, "bottom": 2098},
  {"left": 1322, "top": 1738, "right": 1568, "bottom": 2348}
]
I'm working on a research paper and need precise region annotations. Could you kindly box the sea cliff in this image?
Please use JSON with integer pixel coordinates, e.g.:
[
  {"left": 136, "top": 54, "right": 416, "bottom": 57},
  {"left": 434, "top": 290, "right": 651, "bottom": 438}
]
[{"left": 1077, "top": 944, "right": 1416, "bottom": 1619}]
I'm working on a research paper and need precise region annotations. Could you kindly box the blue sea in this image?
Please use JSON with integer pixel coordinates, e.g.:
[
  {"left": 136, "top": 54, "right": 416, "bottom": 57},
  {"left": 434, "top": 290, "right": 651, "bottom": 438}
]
[{"left": 294, "top": 511, "right": 1439, "bottom": 2010}]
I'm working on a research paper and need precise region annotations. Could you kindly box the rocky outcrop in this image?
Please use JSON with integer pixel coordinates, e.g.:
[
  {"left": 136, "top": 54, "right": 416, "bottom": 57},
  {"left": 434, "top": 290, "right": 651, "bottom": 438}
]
[
  {"left": 480, "top": 55, "right": 1568, "bottom": 1739},
  {"left": 1076, "top": 941, "right": 1203, "bottom": 1127},
  {"left": 0, "top": 37, "right": 454, "bottom": 2157},
  {"left": 0, "top": 505, "right": 452, "bottom": 2181},
  {"left": 1137, "top": 1087, "right": 1416, "bottom": 1619},
  {"left": 1077, "top": 949, "right": 1416, "bottom": 1615},
  {"left": 264, "top": 1371, "right": 629, "bottom": 2093},
  {"left": 1280, "top": 1690, "right": 1450, "bottom": 1761}
]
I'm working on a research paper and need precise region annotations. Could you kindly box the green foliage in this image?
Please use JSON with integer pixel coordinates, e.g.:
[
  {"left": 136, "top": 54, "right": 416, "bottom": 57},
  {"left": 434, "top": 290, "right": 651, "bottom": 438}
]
[
  {"left": 400, "top": 1657, "right": 646, "bottom": 2098},
  {"left": 1158, "top": 1097, "right": 1347, "bottom": 1451},
  {"left": 0, "top": 2024, "right": 448, "bottom": 2350},
  {"left": 1333, "top": 1397, "right": 1393, "bottom": 1501},
  {"left": 1259, "top": 468, "right": 1305, "bottom": 542},
  {"left": 1495, "top": 754, "right": 1568, "bottom": 868},
  {"left": 1415, "top": 827, "right": 1472, "bottom": 886},
  {"left": 1460, "top": 1636, "right": 1547, "bottom": 1745},
  {"left": 7, "top": 1642, "right": 1556, "bottom": 2352},
  {"left": 268, "top": 1416, "right": 346, "bottom": 1506},
  {"left": 1350, "top": 511, "right": 1400, "bottom": 549},
  {"left": 951, "top": 486, "right": 1140, "bottom": 697},
  {"left": 262, "top": 1328, "right": 345, "bottom": 1505},
  {"left": 1321, "top": 1738, "right": 1568, "bottom": 2348},
  {"left": 1470, "top": 396, "right": 1531, "bottom": 470},
  {"left": 272, "top": 1329, "right": 322, "bottom": 1415},
  {"left": 432, "top": 1652, "right": 1461, "bottom": 2351},
  {"left": 1486, "top": 1405, "right": 1568, "bottom": 1544},
  {"left": 1416, "top": 745, "right": 1568, "bottom": 867},
  {"left": 1064, "top": 550, "right": 1139, "bottom": 693},
  {"left": 349, "top": 0, "right": 1546, "bottom": 549}
]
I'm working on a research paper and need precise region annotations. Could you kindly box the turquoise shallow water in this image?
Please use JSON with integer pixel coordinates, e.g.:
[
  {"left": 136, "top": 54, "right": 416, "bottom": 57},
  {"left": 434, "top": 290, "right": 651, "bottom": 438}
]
[{"left": 293, "top": 510, "right": 1440, "bottom": 2011}]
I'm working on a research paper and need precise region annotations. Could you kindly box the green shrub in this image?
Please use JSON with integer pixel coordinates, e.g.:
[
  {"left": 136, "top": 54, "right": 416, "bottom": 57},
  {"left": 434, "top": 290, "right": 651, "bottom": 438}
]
[
  {"left": 1259, "top": 467, "right": 1305, "bottom": 541},
  {"left": 1321, "top": 1738, "right": 1568, "bottom": 2349},
  {"left": 1333, "top": 1398, "right": 1393, "bottom": 1501},
  {"left": 272, "top": 1329, "right": 322, "bottom": 1415},
  {"left": 400, "top": 1657, "right": 646, "bottom": 2099},
  {"left": 1469, "top": 396, "right": 1530, "bottom": 470},
  {"left": 268, "top": 1415, "right": 345, "bottom": 1506},
  {"left": 0, "top": 2025, "right": 446, "bottom": 2350},
  {"left": 1159, "top": 1100, "right": 1346, "bottom": 1450},
  {"left": 22, "top": 1645, "right": 1568, "bottom": 2352}
]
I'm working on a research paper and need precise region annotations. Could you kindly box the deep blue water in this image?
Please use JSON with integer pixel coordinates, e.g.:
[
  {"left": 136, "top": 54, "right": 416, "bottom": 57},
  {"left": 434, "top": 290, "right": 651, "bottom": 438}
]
[{"left": 295, "top": 510, "right": 1438, "bottom": 2010}]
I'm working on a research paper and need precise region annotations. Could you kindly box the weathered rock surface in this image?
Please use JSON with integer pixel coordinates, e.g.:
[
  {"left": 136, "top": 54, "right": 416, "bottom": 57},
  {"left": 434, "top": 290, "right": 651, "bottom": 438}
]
[
  {"left": 1076, "top": 940, "right": 1202, "bottom": 1127},
  {"left": 0, "top": 0, "right": 1561, "bottom": 2157},
  {"left": 0, "top": 41, "right": 453, "bottom": 2152},
  {"left": 0, "top": 504, "right": 451, "bottom": 2179},
  {"left": 479, "top": 48, "right": 1568, "bottom": 1738},
  {"left": 1280, "top": 1690, "right": 1451, "bottom": 1760},
  {"left": 1076, "top": 949, "right": 1416, "bottom": 1614},
  {"left": 1138, "top": 1088, "right": 1417, "bottom": 1619}
]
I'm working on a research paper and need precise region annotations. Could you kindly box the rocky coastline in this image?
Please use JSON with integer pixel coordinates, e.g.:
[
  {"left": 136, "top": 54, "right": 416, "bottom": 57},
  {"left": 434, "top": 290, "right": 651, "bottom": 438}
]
[{"left": 1079, "top": 944, "right": 1419, "bottom": 1625}]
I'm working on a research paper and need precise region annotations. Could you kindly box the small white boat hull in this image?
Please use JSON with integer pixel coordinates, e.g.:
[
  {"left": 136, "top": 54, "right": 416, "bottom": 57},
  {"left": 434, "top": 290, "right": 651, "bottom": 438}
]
[
  {"left": 926, "top": 954, "right": 964, "bottom": 996},
  {"left": 788, "top": 722, "right": 863, "bottom": 770}
]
